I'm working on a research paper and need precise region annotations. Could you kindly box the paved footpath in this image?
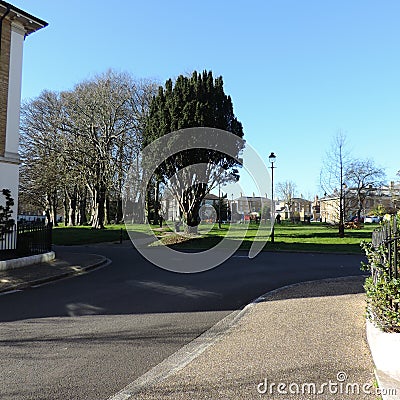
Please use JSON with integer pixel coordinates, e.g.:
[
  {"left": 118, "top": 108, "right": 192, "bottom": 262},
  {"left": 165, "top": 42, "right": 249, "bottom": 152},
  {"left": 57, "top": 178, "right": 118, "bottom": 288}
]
[
  {"left": 0, "top": 252, "right": 108, "bottom": 293},
  {"left": 2, "top": 251, "right": 398, "bottom": 400},
  {"left": 121, "top": 276, "right": 381, "bottom": 400}
]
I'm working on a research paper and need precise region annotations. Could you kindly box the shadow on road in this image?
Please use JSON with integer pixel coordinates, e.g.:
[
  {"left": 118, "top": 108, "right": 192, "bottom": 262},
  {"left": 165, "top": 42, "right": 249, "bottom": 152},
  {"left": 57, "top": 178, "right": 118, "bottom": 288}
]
[{"left": 0, "top": 245, "right": 368, "bottom": 323}]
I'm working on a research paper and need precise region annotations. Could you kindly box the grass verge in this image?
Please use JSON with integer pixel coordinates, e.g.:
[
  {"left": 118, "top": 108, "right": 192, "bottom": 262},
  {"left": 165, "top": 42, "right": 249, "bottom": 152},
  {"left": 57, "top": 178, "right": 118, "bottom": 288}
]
[
  {"left": 52, "top": 224, "right": 129, "bottom": 245},
  {"left": 53, "top": 222, "right": 378, "bottom": 253}
]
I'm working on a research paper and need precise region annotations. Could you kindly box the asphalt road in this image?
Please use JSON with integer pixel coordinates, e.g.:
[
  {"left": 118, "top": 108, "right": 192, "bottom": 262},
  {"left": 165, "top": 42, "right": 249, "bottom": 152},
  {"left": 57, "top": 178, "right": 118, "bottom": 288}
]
[{"left": 0, "top": 242, "right": 366, "bottom": 400}]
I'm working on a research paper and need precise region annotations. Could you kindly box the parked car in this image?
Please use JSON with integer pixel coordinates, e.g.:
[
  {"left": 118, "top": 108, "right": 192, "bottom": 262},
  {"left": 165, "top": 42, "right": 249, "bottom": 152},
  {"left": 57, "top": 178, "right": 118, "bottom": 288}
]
[
  {"left": 364, "top": 215, "right": 381, "bottom": 223},
  {"left": 347, "top": 215, "right": 364, "bottom": 223}
]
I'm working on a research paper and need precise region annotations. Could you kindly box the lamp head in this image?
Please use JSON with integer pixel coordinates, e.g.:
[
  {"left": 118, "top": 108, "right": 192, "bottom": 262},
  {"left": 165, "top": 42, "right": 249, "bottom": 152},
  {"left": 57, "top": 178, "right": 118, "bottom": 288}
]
[{"left": 269, "top": 152, "right": 276, "bottom": 164}]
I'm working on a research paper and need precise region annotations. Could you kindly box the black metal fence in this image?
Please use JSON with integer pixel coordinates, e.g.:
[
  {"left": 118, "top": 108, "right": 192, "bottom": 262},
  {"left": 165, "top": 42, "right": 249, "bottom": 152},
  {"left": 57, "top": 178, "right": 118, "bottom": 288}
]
[
  {"left": 0, "top": 223, "right": 52, "bottom": 260},
  {"left": 362, "top": 215, "right": 400, "bottom": 332},
  {"left": 369, "top": 216, "right": 400, "bottom": 325},
  {"left": 371, "top": 216, "right": 399, "bottom": 281}
]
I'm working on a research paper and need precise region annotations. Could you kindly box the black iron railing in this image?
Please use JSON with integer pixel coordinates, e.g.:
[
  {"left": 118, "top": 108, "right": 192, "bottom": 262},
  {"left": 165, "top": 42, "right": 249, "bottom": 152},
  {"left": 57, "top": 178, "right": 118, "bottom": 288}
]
[
  {"left": 367, "top": 216, "right": 400, "bottom": 329},
  {"left": 372, "top": 216, "right": 399, "bottom": 281},
  {"left": 0, "top": 223, "right": 52, "bottom": 259}
]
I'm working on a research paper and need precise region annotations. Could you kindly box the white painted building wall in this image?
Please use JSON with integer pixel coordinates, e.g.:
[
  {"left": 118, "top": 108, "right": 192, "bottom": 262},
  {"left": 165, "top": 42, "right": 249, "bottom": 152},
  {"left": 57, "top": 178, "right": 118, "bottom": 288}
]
[
  {"left": 0, "top": 22, "right": 25, "bottom": 219},
  {"left": 5, "top": 22, "right": 24, "bottom": 160}
]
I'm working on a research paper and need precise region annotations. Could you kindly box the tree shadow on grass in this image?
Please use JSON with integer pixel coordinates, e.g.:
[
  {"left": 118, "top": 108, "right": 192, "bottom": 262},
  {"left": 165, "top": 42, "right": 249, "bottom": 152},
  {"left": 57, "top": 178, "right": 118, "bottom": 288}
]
[
  {"left": 52, "top": 227, "right": 130, "bottom": 245},
  {"left": 277, "top": 231, "right": 372, "bottom": 239},
  {"left": 167, "top": 235, "right": 365, "bottom": 254}
]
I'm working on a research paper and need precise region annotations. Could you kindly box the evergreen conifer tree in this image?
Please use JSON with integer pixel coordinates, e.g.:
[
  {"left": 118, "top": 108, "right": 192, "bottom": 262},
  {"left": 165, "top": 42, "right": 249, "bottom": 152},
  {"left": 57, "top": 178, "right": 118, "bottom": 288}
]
[{"left": 144, "top": 71, "right": 244, "bottom": 231}]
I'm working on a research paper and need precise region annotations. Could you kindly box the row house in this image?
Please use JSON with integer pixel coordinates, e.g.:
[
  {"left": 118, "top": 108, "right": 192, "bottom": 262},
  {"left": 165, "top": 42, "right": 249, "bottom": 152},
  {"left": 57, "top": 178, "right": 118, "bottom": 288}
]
[
  {"left": 319, "top": 182, "right": 400, "bottom": 223},
  {"left": 162, "top": 192, "right": 226, "bottom": 222},
  {"left": 275, "top": 197, "right": 313, "bottom": 222},
  {"left": 231, "top": 195, "right": 271, "bottom": 221}
]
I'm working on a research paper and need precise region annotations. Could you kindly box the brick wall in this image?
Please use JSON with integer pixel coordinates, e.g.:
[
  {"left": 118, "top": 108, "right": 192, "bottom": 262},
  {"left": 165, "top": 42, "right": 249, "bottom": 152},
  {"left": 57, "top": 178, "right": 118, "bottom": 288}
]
[{"left": 0, "top": 18, "right": 11, "bottom": 157}]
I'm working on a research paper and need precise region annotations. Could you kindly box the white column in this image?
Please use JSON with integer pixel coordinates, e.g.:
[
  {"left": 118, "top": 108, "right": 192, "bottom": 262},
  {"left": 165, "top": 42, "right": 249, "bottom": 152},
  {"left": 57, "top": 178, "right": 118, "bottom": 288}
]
[
  {"left": 1, "top": 22, "right": 26, "bottom": 221},
  {"left": 5, "top": 21, "right": 24, "bottom": 162}
]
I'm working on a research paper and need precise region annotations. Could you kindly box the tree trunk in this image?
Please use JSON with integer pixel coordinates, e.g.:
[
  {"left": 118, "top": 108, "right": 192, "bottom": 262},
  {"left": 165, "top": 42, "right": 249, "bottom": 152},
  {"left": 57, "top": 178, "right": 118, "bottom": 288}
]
[
  {"left": 45, "top": 208, "right": 51, "bottom": 226},
  {"left": 63, "top": 195, "right": 69, "bottom": 226},
  {"left": 136, "top": 193, "right": 145, "bottom": 224},
  {"left": 183, "top": 205, "right": 201, "bottom": 234},
  {"left": 87, "top": 185, "right": 96, "bottom": 226},
  {"left": 115, "top": 196, "right": 123, "bottom": 224},
  {"left": 153, "top": 181, "right": 160, "bottom": 225},
  {"left": 67, "top": 189, "right": 77, "bottom": 226},
  {"left": 183, "top": 212, "right": 198, "bottom": 235},
  {"left": 45, "top": 192, "right": 58, "bottom": 226},
  {"left": 105, "top": 195, "right": 110, "bottom": 225},
  {"left": 52, "top": 191, "right": 58, "bottom": 226},
  {"left": 79, "top": 189, "right": 88, "bottom": 225},
  {"left": 180, "top": 187, "right": 206, "bottom": 234},
  {"left": 51, "top": 203, "right": 58, "bottom": 227},
  {"left": 91, "top": 185, "right": 106, "bottom": 229},
  {"left": 357, "top": 197, "right": 363, "bottom": 222}
]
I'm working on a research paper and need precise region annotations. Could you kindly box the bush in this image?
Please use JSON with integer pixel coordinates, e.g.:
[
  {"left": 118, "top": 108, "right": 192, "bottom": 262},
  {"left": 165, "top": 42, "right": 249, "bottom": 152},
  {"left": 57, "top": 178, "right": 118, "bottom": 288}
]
[
  {"left": 361, "top": 240, "right": 400, "bottom": 332},
  {"left": 0, "top": 189, "right": 15, "bottom": 235}
]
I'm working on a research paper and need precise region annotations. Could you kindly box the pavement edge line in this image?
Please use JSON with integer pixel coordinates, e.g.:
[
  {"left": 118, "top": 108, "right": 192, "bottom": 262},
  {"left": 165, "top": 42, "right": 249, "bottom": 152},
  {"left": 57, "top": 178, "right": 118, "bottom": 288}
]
[{"left": 107, "top": 304, "right": 256, "bottom": 400}]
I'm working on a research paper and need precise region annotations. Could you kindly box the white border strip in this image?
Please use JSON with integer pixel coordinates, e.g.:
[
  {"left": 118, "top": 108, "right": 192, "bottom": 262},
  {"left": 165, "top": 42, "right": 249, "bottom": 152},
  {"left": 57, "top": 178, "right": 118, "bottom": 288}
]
[
  {"left": 0, "top": 251, "right": 55, "bottom": 271},
  {"left": 107, "top": 306, "right": 255, "bottom": 400}
]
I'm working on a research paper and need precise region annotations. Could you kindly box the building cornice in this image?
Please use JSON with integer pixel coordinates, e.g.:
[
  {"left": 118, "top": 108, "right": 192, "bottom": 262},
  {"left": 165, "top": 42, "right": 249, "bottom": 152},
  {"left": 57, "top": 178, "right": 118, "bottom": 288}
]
[
  {"left": 10, "top": 20, "right": 25, "bottom": 35},
  {"left": 0, "top": 1, "right": 48, "bottom": 36}
]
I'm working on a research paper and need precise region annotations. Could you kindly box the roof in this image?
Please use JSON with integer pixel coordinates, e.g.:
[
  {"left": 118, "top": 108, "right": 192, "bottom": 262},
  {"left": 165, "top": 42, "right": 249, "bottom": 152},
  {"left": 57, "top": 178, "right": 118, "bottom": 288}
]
[
  {"left": 204, "top": 193, "right": 219, "bottom": 200},
  {"left": 291, "top": 197, "right": 311, "bottom": 203},
  {"left": 0, "top": 1, "right": 48, "bottom": 36},
  {"left": 235, "top": 196, "right": 270, "bottom": 201},
  {"left": 162, "top": 191, "right": 221, "bottom": 201},
  {"left": 321, "top": 183, "right": 400, "bottom": 201}
]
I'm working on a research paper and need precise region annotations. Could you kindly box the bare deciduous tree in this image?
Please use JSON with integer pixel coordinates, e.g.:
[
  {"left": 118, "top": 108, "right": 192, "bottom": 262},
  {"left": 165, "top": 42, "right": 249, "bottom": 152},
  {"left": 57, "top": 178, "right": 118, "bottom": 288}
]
[
  {"left": 320, "top": 131, "right": 350, "bottom": 237},
  {"left": 19, "top": 70, "right": 157, "bottom": 228},
  {"left": 345, "top": 159, "right": 386, "bottom": 221},
  {"left": 20, "top": 90, "right": 67, "bottom": 225},
  {"left": 276, "top": 180, "right": 296, "bottom": 220}
]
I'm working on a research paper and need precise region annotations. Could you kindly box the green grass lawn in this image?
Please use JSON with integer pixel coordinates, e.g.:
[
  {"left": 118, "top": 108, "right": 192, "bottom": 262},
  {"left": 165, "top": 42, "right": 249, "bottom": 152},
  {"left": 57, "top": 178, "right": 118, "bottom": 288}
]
[
  {"left": 52, "top": 223, "right": 172, "bottom": 245},
  {"left": 266, "top": 223, "right": 375, "bottom": 253},
  {"left": 162, "top": 222, "right": 376, "bottom": 253},
  {"left": 52, "top": 224, "right": 129, "bottom": 245},
  {"left": 53, "top": 221, "right": 378, "bottom": 254}
]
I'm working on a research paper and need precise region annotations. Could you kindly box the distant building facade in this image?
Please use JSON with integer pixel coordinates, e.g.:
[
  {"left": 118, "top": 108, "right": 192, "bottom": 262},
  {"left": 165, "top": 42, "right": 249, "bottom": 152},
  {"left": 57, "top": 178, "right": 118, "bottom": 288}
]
[
  {"left": 230, "top": 195, "right": 273, "bottom": 222},
  {"left": 320, "top": 182, "right": 400, "bottom": 223},
  {"left": 275, "top": 197, "right": 312, "bottom": 222},
  {"left": 162, "top": 192, "right": 226, "bottom": 222}
]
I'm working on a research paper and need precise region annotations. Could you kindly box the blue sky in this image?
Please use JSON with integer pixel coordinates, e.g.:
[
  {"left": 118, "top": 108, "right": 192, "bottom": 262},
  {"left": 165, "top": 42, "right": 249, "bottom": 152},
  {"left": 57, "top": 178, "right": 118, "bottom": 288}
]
[{"left": 14, "top": 0, "right": 400, "bottom": 198}]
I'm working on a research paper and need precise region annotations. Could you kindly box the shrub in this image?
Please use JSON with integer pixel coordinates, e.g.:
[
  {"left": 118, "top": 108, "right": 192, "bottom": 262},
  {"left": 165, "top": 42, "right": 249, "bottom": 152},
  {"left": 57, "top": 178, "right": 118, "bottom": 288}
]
[
  {"left": 361, "top": 240, "right": 400, "bottom": 332},
  {"left": 0, "top": 189, "right": 15, "bottom": 235}
]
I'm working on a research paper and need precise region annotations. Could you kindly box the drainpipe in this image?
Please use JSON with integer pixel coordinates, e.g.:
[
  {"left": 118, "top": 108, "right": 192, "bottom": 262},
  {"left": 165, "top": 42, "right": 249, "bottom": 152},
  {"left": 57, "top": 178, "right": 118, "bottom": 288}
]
[{"left": 0, "top": 4, "right": 11, "bottom": 58}]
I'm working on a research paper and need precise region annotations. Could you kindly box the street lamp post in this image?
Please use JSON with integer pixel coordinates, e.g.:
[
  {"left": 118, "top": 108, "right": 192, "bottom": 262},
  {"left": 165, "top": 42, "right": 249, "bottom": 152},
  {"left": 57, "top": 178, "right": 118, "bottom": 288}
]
[
  {"left": 269, "top": 152, "right": 276, "bottom": 243},
  {"left": 218, "top": 182, "right": 221, "bottom": 229},
  {"left": 343, "top": 183, "right": 347, "bottom": 223},
  {"left": 231, "top": 193, "right": 234, "bottom": 223},
  {"left": 339, "top": 182, "right": 347, "bottom": 237}
]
